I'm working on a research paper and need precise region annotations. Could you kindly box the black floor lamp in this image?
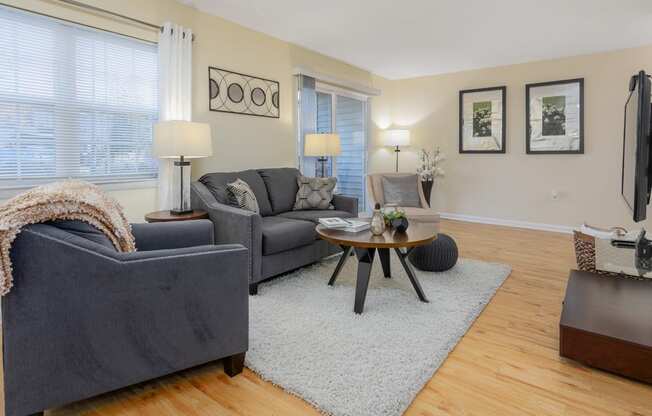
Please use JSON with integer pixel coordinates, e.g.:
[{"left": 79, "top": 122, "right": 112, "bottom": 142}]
[
  {"left": 382, "top": 129, "right": 411, "bottom": 172},
  {"left": 304, "top": 133, "right": 341, "bottom": 177}
]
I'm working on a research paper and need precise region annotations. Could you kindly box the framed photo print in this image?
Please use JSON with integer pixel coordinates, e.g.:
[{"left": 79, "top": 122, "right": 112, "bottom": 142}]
[
  {"left": 526, "top": 78, "right": 583, "bottom": 154},
  {"left": 459, "top": 86, "right": 506, "bottom": 153}
]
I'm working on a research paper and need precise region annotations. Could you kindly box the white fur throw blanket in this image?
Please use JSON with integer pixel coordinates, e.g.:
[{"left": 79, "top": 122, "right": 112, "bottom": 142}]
[{"left": 0, "top": 180, "right": 136, "bottom": 295}]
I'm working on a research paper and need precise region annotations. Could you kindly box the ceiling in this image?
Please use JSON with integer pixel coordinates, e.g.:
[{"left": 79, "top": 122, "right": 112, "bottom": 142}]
[{"left": 179, "top": 0, "right": 652, "bottom": 80}]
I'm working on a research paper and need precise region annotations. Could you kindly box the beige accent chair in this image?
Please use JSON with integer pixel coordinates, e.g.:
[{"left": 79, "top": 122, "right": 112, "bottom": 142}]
[{"left": 366, "top": 173, "right": 440, "bottom": 223}]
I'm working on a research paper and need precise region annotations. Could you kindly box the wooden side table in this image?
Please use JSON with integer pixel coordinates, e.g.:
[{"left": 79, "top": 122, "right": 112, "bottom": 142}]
[{"left": 144, "top": 210, "right": 208, "bottom": 223}]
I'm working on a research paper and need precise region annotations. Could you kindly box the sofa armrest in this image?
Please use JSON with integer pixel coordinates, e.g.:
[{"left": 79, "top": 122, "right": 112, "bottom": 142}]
[
  {"left": 131, "top": 220, "right": 214, "bottom": 251},
  {"left": 191, "top": 182, "right": 263, "bottom": 283},
  {"left": 333, "top": 194, "right": 358, "bottom": 217}
]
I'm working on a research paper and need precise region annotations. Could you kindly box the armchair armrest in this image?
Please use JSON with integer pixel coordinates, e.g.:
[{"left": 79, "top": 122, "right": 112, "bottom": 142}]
[
  {"left": 333, "top": 194, "right": 359, "bottom": 217},
  {"left": 3, "top": 228, "right": 249, "bottom": 416},
  {"left": 191, "top": 182, "right": 263, "bottom": 283},
  {"left": 131, "top": 220, "right": 214, "bottom": 251},
  {"left": 113, "top": 243, "right": 244, "bottom": 262}
]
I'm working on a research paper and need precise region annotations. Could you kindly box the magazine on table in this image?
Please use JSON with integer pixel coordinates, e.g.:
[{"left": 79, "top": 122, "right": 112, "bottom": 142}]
[{"left": 318, "top": 217, "right": 370, "bottom": 232}]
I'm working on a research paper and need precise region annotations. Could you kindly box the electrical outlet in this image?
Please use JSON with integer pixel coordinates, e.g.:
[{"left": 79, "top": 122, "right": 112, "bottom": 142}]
[{"left": 551, "top": 190, "right": 560, "bottom": 200}]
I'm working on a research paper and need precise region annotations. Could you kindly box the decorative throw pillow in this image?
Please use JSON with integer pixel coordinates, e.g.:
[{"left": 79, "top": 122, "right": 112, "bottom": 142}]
[
  {"left": 382, "top": 175, "right": 421, "bottom": 207},
  {"left": 293, "top": 176, "right": 337, "bottom": 210},
  {"left": 226, "top": 178, "right": 260, "bottom": 213}
]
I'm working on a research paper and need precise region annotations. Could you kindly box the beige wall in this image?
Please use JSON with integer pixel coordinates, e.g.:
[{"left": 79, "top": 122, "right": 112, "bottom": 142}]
[
  {"left": 4, "top": 0, "right": 652, "bottom": 230},
  {"left": 1, "top": 0, "right": 373, "bottom": 222},
  {"left": 370, "top": 45, "right": 652, "bottom": 230}
]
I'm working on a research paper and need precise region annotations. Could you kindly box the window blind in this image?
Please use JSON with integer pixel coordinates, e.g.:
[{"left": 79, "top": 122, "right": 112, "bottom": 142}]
[
  {"left": 315, "top": 91, "right": 333, "bottom": 177},
  {"left": 0, "top": 6, "right": 159, "bottom": 190}
]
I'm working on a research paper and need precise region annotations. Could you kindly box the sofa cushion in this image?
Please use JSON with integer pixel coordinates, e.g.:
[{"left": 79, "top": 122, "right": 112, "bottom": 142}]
[
  {"left": 367, "top": 173, "right": 428, "bottom": 208},
  {"left": 258, "top": 167, "right": 300, "bottom": 214},
  {"left": 199, "top": 170, "right": 272, "bottom": 216},
  {"left": 47, "top": 220, "right": 116, "bottom": 250},
  {"left": 226, "top": 178, "right": 260, "bottom": 213},
  {"left": 293, "top": 176, "right": 337, "bottom": 210},
  {"left": 278, "top": 210, "right": 354, "bottom": 224},
  {"left": 261, "top": 216, "right": 315, "bottom": 255},
  {"left": 401, "top": 207, "right": 440, "bottom": 223},
  {"left": 382, "top": 175, "right": 421, "bottom": 207}
]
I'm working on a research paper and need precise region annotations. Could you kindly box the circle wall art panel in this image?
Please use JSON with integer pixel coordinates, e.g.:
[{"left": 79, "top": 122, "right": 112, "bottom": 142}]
[{"left": 208, "top": 67, "right": 280, "bottom": 118}]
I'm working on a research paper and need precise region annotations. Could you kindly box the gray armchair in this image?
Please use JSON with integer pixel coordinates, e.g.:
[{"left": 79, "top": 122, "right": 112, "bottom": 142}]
[
  {"left": 192, "top": 167, "right": 358, "bottom": 295},
  {"left": 367, "top": 173, "right": 440, "bottom": 223},
  {"left": 2, "top": 220, "right": 249, "bottom": 416}
]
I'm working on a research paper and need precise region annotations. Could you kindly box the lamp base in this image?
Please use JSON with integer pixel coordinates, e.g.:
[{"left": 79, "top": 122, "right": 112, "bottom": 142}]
[
  {"left": 170, "top": 208, "right": 193, "bottom": 216},
  {"left": 172, "top": 156, "right": 192, "bottom": 214},
  {"left": 317, "top": 156, "right": 328, "bottom": 177},
  {"left": 394, "top": 145, "right": 401, "bottom": 172}
]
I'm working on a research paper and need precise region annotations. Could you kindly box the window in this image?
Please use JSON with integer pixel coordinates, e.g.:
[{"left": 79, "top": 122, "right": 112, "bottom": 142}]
[
  {"left": 0, "top": 6, "right": 158, "bottom": 190},
  {"left": 299, "top": 82, "right": 368, "bottom": 211},
  {"left": 315, "top": 91, "right": 333, "bottom": 176}
]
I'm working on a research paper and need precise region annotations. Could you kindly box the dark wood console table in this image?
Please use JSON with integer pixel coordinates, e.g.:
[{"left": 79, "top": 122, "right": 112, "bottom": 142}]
[{"left": 560, "top": 270, "right": 652, "bottom": 384}]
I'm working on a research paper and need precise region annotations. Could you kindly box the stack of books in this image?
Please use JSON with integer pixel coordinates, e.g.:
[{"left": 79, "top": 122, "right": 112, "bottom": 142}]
[{"left": 318, "top": 217, "right": 370, "bottom": 233}]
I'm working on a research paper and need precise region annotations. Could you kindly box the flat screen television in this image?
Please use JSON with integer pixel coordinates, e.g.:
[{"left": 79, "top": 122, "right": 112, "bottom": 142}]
[{"left": 622, "top": 70, "right": 652, "bottom": 222}]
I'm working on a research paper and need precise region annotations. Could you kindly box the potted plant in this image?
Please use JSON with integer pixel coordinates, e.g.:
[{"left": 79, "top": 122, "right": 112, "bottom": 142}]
[
  {"left": 416, "top": 147, "right": 445, "bottom": 206},
  {"left": 384, "top": 208, "right": 409, "bottom": 233}
]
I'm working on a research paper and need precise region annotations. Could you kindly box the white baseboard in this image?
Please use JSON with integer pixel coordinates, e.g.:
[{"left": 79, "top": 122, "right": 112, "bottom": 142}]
[{"left": 439, "top": 212, "right": 574, "bottom": 234}]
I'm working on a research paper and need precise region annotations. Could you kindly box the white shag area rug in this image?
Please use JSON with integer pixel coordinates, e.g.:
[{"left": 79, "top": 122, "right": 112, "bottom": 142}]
[{"left": 246, "top": 251, "right": 511, "bottom": 416}]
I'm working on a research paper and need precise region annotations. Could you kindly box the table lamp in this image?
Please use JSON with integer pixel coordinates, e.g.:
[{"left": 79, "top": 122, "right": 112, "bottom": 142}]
[
  {"left": 382, "top": 129, "right": 410, "bottom": 172},
  {"left": 304, "top": 133, "right": 341, "bottom": 177},
  {"left": 153, "top": 120, "right": 212, "bottom": 215}
]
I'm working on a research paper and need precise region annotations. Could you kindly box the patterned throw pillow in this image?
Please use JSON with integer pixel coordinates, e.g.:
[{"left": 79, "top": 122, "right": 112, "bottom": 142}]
[
  {"left": 293, "top": 176, "right": 337, "bottom": 210},
  {"left": 226, "top": 178, "right": 260, "bottom": 213}
]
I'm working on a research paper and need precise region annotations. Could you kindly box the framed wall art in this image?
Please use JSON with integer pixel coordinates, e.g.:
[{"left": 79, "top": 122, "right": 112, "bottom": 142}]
[
  {"left": 208, "top": 67, "right": 280, "bottom": 118},
  {"left": 526, "top": 78, "right": 583, "bottom": 154},
  {"left": 459, "top": 86, "right": 506, "bottom": 153}
]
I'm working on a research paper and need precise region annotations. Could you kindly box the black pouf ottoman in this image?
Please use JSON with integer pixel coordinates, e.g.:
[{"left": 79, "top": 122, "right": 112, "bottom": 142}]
[{"left": 408, "top": 233, "right": 458, "bottom": 272}]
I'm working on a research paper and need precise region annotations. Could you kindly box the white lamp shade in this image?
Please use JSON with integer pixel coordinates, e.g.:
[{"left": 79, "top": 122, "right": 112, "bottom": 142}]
[
  {"left": 382, "top": 129, "right": 411, "bottom": 147},
  {"left": 153, "top": 120, "right": 213, "bottom": 159},
  {"left": 304, "top": 133, "right": 341, "bottom": 156}
]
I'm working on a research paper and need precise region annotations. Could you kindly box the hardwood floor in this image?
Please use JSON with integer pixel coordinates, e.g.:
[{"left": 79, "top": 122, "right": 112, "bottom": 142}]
[{"left": 30, "top": 220, "right": 652, "bottom": 414}]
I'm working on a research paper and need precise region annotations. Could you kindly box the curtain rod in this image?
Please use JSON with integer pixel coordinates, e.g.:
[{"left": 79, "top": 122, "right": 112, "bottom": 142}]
[
  {"left": 56, "top": 0, "right": 195, "bottom": 41},
  {"left": 294, "top": 66, "right": 381, "bottom": 97}
]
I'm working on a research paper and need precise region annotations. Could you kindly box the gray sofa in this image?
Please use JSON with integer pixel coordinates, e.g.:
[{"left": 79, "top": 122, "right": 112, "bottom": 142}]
[
  {"left": 191, "top": 167, "right": 358, "bottom": 294},
  {"left": 3, "top": 220, "right": 249, "bottom": 416}
]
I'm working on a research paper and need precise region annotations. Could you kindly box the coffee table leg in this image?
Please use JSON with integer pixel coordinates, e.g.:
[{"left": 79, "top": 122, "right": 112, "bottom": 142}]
[
  {"left": 328, "top": 245, "right": 353, "bottom": 286},
  {"left": 394, "top": 248, "right": 429, "bottom": 303},
  {"left": 354, "top": 247, "right": 376, "bottom": 314},
  {"left": 378, "top": 248, "right": 391, "bottom": 278}
]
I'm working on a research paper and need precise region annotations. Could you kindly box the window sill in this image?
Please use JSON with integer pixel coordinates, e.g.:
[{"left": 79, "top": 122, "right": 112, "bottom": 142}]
[{"left": 0, "top": 179, "right": 157, "bottom": 200}]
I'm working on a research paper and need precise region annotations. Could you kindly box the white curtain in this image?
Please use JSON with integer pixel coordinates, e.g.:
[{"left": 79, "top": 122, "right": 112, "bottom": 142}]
[{"left": 157, "top": 22, "right": 193, "bottom": 210}]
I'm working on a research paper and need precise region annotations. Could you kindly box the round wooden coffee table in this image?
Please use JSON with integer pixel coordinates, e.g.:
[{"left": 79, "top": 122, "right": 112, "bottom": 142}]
[{"left": 316, "top": 222, "right": 438, "bottom": 314}]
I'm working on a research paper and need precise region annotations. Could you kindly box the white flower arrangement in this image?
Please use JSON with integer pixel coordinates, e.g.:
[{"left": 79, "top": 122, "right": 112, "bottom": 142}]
[{"left": 416, "top": 147, "right": 445, "bottom": 181}]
